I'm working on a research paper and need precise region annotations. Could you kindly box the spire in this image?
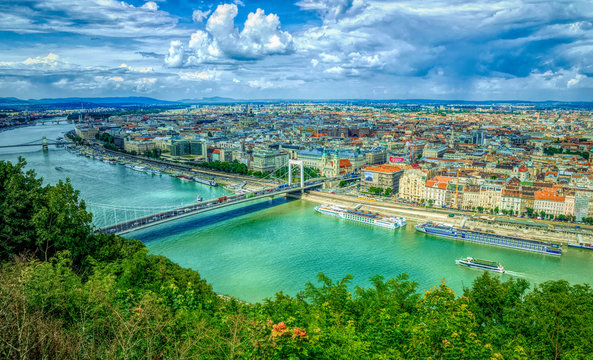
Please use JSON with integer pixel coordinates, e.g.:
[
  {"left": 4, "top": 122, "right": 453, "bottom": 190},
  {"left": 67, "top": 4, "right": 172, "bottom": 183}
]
[{"left": 333, "top": 148, "right": 339, "bottom": 159}]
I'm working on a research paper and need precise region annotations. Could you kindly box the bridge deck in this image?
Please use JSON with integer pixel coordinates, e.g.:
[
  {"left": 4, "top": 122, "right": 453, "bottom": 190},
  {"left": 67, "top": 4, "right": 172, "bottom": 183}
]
[{"left": 98, "top": 181, "right": 328, "bottom": 235}]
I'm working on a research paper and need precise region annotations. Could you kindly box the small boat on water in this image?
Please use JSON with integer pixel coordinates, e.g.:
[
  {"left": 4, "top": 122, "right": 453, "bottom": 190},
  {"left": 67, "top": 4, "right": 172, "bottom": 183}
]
[
  {"left": 196, "top": 195, "right": 202, "bottom": 202},
  {"left": 455, "top": 257, "right": 505, "bottom": 273},
  {"left": 55, "top": 166, "right": 64, "bottom": 171}
]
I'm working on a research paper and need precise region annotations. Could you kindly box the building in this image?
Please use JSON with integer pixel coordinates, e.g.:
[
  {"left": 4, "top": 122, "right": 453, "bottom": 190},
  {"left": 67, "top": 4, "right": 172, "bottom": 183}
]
[
  {"left": 124, "top": 140, "right": 155, "bottom": 154},
  {"left": 422, "top": 145, "right": 448, "bottom": 158},
  {"left": 365, "top": 148, "right": 387, "bottom": 165},
  {"left": 500, "top": 189, "right": 522, "bottom": 214},
  {"left": 170, "top": 141, "right": 190, "bottom": 156},
  {"left": 471, "top": 130, "right": 485, "bottom": 145},
  {"left": 398, "top": 168, "right": 430, "bottom": 203},
  {"left": 424, "top": 176, "right": 454, "bottom": 207},
  {"left": 74, "top": 126, "right": 98, "bottom": 140},
  {"left": 190, "top": 140, "right": 206, "bottom": 156},
  {"left": 296, "top": 148, "right": 365, "bottom": 171},
  {"left": 321, "top": 149, "right": 353, "bottom": 177},
  {"left": 534, "top": 190, "right": 565, "bottom": 217},
  {"left": 251, "top": 150, "right": 286, "bottom": 173},
  {"left": 361, "top": 164, "right": 403, "bottom": 193}
]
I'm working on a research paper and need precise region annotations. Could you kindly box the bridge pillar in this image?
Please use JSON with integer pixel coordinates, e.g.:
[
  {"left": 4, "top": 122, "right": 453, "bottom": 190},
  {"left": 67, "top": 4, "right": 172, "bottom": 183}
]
[
  {"left": 42, "top": 136, "right": 48, "bottom": 151},
  {"left": 288, "top": 159, "right": 304, "bottom": 191}
]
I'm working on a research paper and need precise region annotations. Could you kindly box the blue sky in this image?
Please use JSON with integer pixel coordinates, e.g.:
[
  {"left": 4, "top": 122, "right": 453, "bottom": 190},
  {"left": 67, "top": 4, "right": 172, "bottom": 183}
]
[{"left": 0, "top": 0, "right": 592, "bottom": 101}]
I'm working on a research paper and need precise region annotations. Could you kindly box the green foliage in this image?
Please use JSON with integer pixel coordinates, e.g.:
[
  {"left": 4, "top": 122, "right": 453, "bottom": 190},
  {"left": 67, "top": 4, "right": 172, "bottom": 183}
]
[
  {"left": 1, "top": 159, "right": 593, "bottom": 359},
  {"left": 143, "top": 147, "right": 160, "bottom": 159},
  {"left": 367, "top": 186, "right": 383, "bottom": 195},
  {"left": 544, "top": 146, "right": 590, "bottom": 160},
  {"left": 199, "top": 160, "right": 249, "bottom": 175}
]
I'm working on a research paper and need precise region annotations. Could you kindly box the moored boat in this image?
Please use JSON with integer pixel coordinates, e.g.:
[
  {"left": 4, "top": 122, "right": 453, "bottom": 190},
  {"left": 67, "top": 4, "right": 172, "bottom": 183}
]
[
  {"left": 415, "top": 221, "right": 563, "bottom": 256},
  {"left": 315, "top": 204, "right": 406, "bottom": 229},
  {"left": 456, "top": 257, "right": 505, "bottom": 273},
  {"left": 194, "top": 177, "right": 219, "bottom": 187},
  {"left": 568, "top": 242, "right": 593, "bottom": 250}
]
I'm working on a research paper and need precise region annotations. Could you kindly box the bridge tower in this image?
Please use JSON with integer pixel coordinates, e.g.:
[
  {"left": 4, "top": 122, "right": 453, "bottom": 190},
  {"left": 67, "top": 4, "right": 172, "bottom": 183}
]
[
  {"left": 42, "top": 136, "right": 48, "bottom": 151},
  {"left": 288, "top": 159, "right": 304, "bottom": 189}
]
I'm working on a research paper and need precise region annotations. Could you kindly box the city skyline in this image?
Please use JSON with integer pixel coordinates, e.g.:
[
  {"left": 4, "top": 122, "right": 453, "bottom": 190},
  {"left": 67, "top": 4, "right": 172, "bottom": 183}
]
[{"left": 1, "top": 0, "right": 592, "bottom": 101}]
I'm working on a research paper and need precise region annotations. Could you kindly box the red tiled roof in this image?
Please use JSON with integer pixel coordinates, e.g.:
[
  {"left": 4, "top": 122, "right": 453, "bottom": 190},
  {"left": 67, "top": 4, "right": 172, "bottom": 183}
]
[{"left": 365, "top": 164, "right": 402, "bottom": 173}]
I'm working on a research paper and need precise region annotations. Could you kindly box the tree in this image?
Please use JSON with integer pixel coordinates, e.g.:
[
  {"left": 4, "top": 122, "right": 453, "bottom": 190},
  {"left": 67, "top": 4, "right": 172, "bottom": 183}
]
[
  {"left": 428, "top": 199, "right": 434, "bottom": 206},
  {"left": 384, "top": 187, "right": 392, "bottom": 196},
  {"left": 526, "top": 208, "right": 534, "bottom": 217},
  {"left": 32, "top": 179, "right": 94, "bottom": 262},
  {"left": 477, "top": 206, "right": 484, "bottom": 212},
  {"left": 0, "top": 159, "right": 96, "bottom": 265},
  {"left": 539, "top": 211, "right": 546, "bottom": 219}
]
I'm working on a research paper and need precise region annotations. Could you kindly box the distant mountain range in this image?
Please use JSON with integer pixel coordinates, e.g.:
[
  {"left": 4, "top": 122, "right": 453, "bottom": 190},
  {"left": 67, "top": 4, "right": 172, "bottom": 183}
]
[
  {"left": 0, "top": 96, "right": 180, "bottom": 106},
  {"left": 0, "top": 96, "right": 592, "bottom": 108}
]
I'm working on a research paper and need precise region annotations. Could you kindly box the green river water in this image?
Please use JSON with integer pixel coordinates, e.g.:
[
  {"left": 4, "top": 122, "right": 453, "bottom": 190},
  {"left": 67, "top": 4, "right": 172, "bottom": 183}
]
[{"left": 1, "top": 123, "right": 592, "bottom": 303}]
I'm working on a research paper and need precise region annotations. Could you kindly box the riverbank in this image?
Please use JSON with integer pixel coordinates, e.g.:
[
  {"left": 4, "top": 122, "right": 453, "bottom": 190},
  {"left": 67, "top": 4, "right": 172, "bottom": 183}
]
[{"left": 302, "top": 191, "right": 593, "bottom": 246}]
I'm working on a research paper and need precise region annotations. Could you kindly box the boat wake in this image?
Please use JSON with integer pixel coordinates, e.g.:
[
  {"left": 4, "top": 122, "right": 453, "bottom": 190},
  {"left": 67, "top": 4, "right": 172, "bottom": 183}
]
[{"left": 503, "top": 270, "right": 528, "bottom": 278}]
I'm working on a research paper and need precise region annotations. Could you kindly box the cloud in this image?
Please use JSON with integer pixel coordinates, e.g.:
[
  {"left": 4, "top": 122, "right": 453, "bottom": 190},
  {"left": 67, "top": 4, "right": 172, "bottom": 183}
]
[
  {"left": 119, "top": 64, "right": 153, "bottom": 73},
  {"left": 567, "top": 74, "right": 585, "bottom": 88},
  {"left": 141, "top": 1, "right": 158, "bottom": 11},
  {"left": 168, "top": 3, "right": 294, "bottom": 66},
  {"left": 192, "top": 9, "right": 211, "bottom": 23},
  {"left": 179, "top": 71, "right": 217, "bottom": 81},
  {"left": 296, "top": 0, "right": 367, "bottom": 23},
  {"left": 324, "top": 66, "right": 344, "bottom": 74},
  {"left": 165, "top": 40, "right": 185, "bottom": 67},
  {"left": 0, "top": 53, "right": 71, "bottom": 71},
  {"left": 0, "top": 0, "right": 183, "bottom": 37},
  {"left": 248, "top": 79, "right": 275, "bottom": 89}
]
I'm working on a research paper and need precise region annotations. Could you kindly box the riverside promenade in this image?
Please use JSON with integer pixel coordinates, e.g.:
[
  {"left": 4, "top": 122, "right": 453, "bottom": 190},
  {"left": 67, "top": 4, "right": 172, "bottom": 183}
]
[{"left": 302, "top": 191, "right": 593, "bottom": 245}]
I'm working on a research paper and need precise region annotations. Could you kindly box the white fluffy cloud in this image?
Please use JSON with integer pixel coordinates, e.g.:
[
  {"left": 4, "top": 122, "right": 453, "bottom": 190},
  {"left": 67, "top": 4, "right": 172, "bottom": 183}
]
[
  {"left": 141, "top": 1, "right": 158, "bottom": 11},
  {"left": 0, "top": 53, "right": 70, "bottom": 71},
  {"left": 119, "top": 63, "right": 153, "bottom": 73},
  {"left": 192, "top": 9, "right": 211, "bottom": 23},
  {"left": 165, "top": 40, "right": 184, "bottom": 67},
  {"left": 167, "top": 3, "right": 294, "bottom": 67}
]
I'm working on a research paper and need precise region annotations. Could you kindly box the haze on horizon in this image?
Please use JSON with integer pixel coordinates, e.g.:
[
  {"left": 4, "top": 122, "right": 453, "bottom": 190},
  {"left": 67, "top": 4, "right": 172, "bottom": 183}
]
[{"left": 0, "top": 0, "right": 591, "bottom": 102}]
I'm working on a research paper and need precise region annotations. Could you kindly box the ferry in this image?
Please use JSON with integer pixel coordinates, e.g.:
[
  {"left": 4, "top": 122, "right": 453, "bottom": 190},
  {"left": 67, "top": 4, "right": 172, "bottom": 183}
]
[
  {"left": 415, "top": 222, "right": 563, "bottom": 256},
  {"left": 315, "top": 204, "right": 406, "bottom": 229},
  {"left": 456, "top": 257, "right": 505, "bottom": 273}
]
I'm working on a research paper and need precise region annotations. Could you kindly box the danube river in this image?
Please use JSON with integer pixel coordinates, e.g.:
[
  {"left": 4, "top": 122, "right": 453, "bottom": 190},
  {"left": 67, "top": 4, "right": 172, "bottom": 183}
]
[{"left": 2, "top": 123, "right": 592, "bottom": 303}]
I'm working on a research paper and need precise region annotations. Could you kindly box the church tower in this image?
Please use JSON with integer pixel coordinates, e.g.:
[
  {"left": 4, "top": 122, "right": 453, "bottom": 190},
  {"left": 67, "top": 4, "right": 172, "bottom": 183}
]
[{"left": 333, "top": 149, "right": 340, "bottom": 176}]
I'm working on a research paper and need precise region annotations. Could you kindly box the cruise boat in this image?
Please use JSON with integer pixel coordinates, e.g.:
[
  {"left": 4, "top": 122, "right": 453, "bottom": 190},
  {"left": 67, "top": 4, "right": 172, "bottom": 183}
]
[
  {"left": 415, "top": 222, "right": 563, "bottom": 256},
  {"left": 456, "top": 257, "right": 505, "bottom": 273},
  {"left": 568, "top": 242, "right": 593, "bottom": 250},
  {"left": 315, "top": 204, "right": 406, "bottom": 229}
]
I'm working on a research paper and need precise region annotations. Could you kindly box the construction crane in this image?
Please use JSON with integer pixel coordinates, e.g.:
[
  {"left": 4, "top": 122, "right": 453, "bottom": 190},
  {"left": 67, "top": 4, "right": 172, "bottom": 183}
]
[{"left": 453, "top": 167, "right": 482, "bottom": 209}]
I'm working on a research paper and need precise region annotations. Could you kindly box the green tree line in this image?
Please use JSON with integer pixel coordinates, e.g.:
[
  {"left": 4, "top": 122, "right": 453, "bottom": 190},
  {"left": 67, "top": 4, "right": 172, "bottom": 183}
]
[{"left": 1, "top": 158, "right": 592, "bottom": 359}]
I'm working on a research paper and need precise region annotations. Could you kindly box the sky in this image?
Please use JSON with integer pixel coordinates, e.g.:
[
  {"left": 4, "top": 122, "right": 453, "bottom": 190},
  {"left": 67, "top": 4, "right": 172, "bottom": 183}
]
[{"left": 0, "top": 0, "right": 592, "bottom": 101}]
